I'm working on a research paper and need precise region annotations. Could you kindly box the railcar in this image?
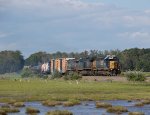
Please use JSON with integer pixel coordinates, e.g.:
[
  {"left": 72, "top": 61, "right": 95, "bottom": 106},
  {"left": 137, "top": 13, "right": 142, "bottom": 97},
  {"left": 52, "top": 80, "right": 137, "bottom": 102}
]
[{"left": 49, "top": 55, "right": 121, "bottom": 76}]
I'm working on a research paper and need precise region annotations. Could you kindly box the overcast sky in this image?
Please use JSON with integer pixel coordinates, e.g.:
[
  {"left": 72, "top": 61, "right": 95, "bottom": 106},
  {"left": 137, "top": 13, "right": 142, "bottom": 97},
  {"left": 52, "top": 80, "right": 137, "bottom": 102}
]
[{"left": 0, "top": 0, "right": 150, "bottom": 58}]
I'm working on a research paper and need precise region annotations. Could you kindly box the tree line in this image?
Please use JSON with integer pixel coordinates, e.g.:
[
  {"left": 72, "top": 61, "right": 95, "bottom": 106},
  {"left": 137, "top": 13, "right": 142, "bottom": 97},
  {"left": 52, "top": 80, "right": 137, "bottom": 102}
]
[
  {"left": 0, "top": 48, "right": 150, "bottom": 74},
  {"left": 0, "top": 51, "right": 24, "bottom": 74}
]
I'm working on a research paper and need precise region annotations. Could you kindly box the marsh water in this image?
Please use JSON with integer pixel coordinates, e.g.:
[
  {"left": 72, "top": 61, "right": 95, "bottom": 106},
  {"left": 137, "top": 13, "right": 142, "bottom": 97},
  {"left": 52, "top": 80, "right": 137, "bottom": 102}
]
[{"left": 2, "top": 100, "right": 150, "bottom": 115}]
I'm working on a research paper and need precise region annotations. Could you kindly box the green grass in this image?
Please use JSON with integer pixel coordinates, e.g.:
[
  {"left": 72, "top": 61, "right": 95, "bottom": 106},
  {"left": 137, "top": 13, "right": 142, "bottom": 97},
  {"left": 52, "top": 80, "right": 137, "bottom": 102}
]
[
  {"left": 0, "top": 79, "right": 150, "bottom": 102},
  {"left": 0, "top": 73, "right": 21, "bottom": 80},
  {"left": 122, "top": 72, "right": 150, "bottom": 77},
  {"left": 143, "top": 72, "right": 150, "bottom": 77}
]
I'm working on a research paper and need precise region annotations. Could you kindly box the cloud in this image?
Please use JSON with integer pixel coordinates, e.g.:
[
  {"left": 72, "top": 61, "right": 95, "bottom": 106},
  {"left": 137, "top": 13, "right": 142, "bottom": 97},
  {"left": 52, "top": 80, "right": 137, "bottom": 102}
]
[
  {"left": 122, "top": 15, "right": 150, "bottom": 27},
  {"left": 0, "top": 0, "right": 150, "bottom": 57},
  {"left": 0, "top": 0, "right": 105, "bottom": 11},
  {"left": 144, "top": 9, "right": 150, "bottom": 14},
  {"left": 0, "top": 42, "right": 17, "bottom": 50},
  {"left": 0, "top": 32, "right": 11, "bottom": 38},
  {"left": 118, "top": 31, "right": 150, "bottom": 42}
]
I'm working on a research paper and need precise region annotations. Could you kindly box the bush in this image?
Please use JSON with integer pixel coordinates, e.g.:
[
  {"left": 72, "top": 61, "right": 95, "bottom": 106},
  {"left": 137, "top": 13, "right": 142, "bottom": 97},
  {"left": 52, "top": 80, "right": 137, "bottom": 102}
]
[
  {"left": 21, "top": 68, "right": 48, "bottom": 79},
  {"left": 51, "top": 71, "right": 62, "bottom": 79},
  {"left": 21, "top": 68, "right": 33, "bottom": 78},
  {"left": 64, "top": 72, "right": 82, "bottom": 80},
  {"left": 125, "top": 71, "right": 146, "bottom": 81}
]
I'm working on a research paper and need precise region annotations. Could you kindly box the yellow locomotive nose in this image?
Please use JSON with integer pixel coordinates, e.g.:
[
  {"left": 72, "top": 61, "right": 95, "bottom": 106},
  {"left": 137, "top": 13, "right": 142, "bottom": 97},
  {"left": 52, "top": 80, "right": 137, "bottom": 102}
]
[{"left": 109, "top": 61, "right": 118, "bottom": 70}]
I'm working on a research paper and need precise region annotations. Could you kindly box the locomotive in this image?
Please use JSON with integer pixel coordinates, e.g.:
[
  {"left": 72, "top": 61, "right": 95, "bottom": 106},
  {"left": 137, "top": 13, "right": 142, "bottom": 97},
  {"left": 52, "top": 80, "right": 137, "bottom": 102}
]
[{"left": 47, "top": 55, "right": 121, "bottom": 76}]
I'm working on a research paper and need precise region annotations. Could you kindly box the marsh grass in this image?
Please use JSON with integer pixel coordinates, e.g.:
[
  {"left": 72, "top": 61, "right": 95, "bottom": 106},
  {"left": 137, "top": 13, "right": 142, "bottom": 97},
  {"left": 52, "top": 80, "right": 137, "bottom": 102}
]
[
  {"left": 107, "top": 106, "right": 128, "bottom": 114},
  {"left": 7, "top": 100, "right": 17, "bottom": 105},
  {"left": 42, "top": 101, "right": 62, "bottom": 107},
  {"left": 0, "top": 79, "right": 150, "bottom": 102},
  {"left": 135, "top": 103, "right": 144, "bottom": 107},
  {"left": 96, "top": 102, "right": 112, "bottom": 108},
  {"left": 1, "top": 104, "right": 10, "bottom": 108},
  {"left": 128, "top": 112, "right": 145, "bottom": 115},
  {"left": 135, "top": 100, "right": 150, "bottom": 107},
  {"left": 0, "top": 107, "right": 20, "bottom": 113},
  {"left": 13, "top": 102, "right": 25, "bottom": 107},
  {"left": 63, "top": 99, "right": 80, "bottom": 107},
  {"left": 0, "top": 110, "right": 6, "bottom": 115},
  {"left": 142, "top": 100, "right": 150, "bottom": 104},
  {"left": 26, "top": 107, "right": 40, "bottom": 114},
  {"left": 46, "top": 110, "right": 73, "bottom": 115}
]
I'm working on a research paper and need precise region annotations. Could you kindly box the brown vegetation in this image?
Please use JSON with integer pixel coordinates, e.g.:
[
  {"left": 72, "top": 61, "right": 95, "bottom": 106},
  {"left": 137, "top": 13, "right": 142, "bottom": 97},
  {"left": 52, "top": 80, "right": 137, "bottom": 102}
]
[
  {"left": 128, "top": 112, "right": 145, "bottom": 115},
  {"left": 0, "top": 110, "right": 7, "bottom": 115},
  {"left": 26, "top": 107, "right": 40, "bottom": 114},
  {"left": 0, "top": 107, "right": 20, "bottom": 113},
  {"left": 63, "top": 99, "right": 80, "bottom": 107},
  {"left": 42, "top": 101, "right": 62, "bottom": 107},
  {"left": 107, "top": 106, "right": 128, "bottom": 114},
  {"left": 96, "top": 102, "right": 112, "bottom": 108},
  {"left": 13, "top": 102, "right": 25, "bottom": 107},
  {"left": 46, "top": 110, "right": 73, "bottom": 115},
  {"left": 135, "top": 100, "right": 150, "bottom": 107}
]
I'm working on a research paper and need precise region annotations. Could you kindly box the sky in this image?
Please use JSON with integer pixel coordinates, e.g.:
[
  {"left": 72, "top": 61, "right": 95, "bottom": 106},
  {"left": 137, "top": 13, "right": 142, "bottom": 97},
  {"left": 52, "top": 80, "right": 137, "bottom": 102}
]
[{"left": 0, "top": 0, "right": 150, "bottom": 58}]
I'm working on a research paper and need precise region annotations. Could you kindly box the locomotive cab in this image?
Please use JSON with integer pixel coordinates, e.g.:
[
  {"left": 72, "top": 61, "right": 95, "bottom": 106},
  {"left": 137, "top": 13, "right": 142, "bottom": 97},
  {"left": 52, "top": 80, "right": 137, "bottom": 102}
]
[{"left": 104, "top": 55, "right": 121, "bottom": 76}]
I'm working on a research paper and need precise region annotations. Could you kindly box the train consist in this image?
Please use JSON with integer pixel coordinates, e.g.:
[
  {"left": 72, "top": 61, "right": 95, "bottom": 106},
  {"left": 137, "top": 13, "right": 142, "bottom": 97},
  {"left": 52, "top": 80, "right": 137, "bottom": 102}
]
[{"left": 41, "top": 55, "right": 121, "bottom": 76}]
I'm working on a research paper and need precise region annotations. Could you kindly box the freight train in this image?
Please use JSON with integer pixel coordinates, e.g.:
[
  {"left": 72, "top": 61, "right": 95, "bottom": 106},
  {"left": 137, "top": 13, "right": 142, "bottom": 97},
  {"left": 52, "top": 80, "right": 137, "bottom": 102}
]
[{"left": 41, "top": 55, "right": 121, "bottom": 76}]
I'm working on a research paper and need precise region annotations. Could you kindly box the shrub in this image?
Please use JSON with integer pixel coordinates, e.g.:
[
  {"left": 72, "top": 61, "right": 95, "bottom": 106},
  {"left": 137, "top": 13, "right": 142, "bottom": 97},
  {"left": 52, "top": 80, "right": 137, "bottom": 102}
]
[
  {"left": 21, "top": 68, "right": 33, "bottom": 78},
  {"left": 46, "top": 110, "right": 73, "bottom": 115},
  {"left": 64, "top": 72, "right": 82, "bottom": 80},
  {"left": 125, "top": 71, "right": 146, "bottom": 81},
  {"left": 51, "top": 71, "right": 62, "bottom": 79}
]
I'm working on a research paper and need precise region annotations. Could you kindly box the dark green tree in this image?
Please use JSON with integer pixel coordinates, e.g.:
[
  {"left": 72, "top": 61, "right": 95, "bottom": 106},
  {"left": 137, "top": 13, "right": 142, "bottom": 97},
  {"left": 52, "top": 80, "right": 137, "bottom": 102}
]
[
  {"left": 25, "top": 52, "right": 50, "bottom": 66},
  {"left": 0, "top": 50, "right": 24, "bottom": 74}
]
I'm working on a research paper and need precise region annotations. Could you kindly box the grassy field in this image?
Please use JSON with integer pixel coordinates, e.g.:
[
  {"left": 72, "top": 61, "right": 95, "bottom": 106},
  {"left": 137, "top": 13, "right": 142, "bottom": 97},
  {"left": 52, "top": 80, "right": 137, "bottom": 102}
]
[
  {"left": 0, "top": 78, "right": 150, "bottom": 102},
  {"left": 143, "top": 72, "right": 150, "bottom": 77}
]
